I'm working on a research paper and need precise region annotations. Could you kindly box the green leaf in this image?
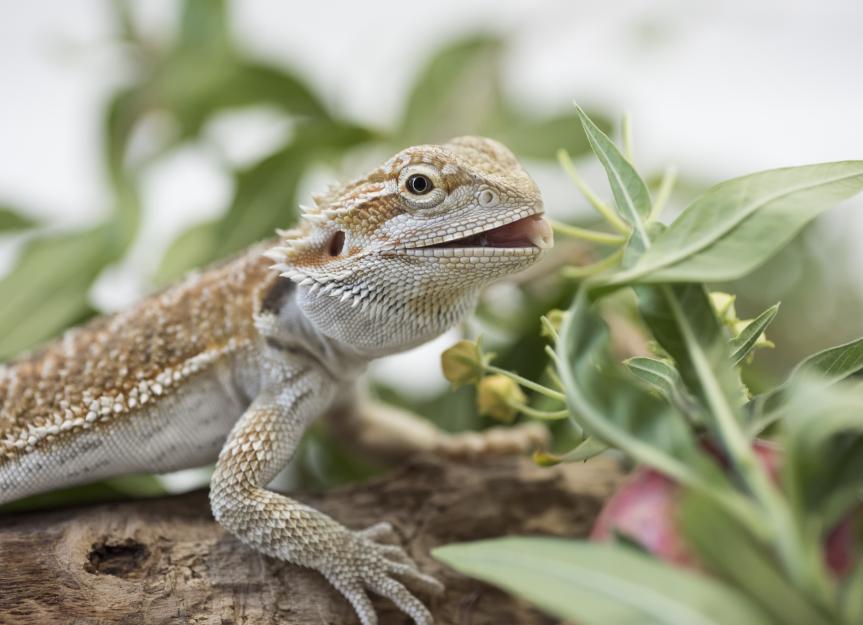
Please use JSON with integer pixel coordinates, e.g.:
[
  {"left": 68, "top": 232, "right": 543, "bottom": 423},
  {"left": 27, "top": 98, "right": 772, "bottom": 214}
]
[
  {"left": 840, "top": 555, "right": 863, "bottom": 625},
  {"left": 155, "top": 120, "right": 375, "bottom": 280},
  {"left": 748, "top": 335, "right": 863, "bottom": 435},
  {"left": 178, "top": 0, "right": 229, "bottom": 54},
  {"left": 780, "top": 378, "right": 863, "bottom": 530},
  {"left": 0, "top": 226, "right": 119, "bottom": 359},
  {"left": 609, "top": 161, "right": 863, "bottom": 284},
  {"left": 0, "top": 474, "right": 166, "bottom": 513},
  {"left": 680, "top": 491, "right": 834, "bottom": 625},
  {"left": 151, "top": 58, "right": 329, "bottom": 142},
  {"left": 625, "top": 356, "right": 683, "bottom": 403},
  {"left": 729, "top": 303, "right": 780, "bottom": 366},
  {"left": 495, "top": 108, "right": 609, "bottom": 161},
  {"left": 0, "top": 206, "right": 37, "bottom": 232},
  {"left": 788, "top": 335, "right": 863, "bottom": 387},
  {"left": 434, "top": 538, "right": 774, "bottom": 625},
  {"left": 625, "top": 355, "right": 701, "bottom": 422},
  {"left": 211, "top": 121, "right": 375, "bottom": 259},
  {"left": 575, "top": 104, "right": 652, "bottom": 243},
  {"left": 637, "top": 283, "right": 746, "bottom": 430},
  {"left": 154, "top": 220, "right": 220, "bottom": 284},
  {"left": 397, "top": 35, "right": 504, "bottom": 145},
  {"left": 556, "top": 286, "right": 711, "bottom": 485},
  {"left": 534, "top": 436, "right": 608, "bottom": 465}
]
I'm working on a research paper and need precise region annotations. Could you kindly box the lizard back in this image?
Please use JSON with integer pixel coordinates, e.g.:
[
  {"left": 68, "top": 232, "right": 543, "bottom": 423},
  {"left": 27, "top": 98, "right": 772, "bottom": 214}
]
[{"left": 0, "top": 245, "right": 276, "bottom": 464}]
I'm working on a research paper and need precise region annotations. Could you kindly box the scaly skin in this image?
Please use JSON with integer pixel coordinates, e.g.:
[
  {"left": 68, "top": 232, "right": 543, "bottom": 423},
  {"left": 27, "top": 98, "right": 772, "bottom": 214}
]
[{"left": 0, "top": 136, "right": 550, "bottom": 625}]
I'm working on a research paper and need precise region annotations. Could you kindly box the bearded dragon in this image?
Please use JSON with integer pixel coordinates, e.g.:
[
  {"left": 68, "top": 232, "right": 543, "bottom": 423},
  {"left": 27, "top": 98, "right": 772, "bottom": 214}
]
[{"left": 0, "top": 136, "right": 551, "bottom": 625}]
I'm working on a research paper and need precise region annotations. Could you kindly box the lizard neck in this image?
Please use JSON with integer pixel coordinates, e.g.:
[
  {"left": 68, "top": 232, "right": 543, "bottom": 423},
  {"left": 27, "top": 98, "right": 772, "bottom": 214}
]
[
  {"left": 293, "top": 281, "right": 478, "bottom": 360},
  {"left": 258, "top": 282, "right": 371, "bottom": 382}
]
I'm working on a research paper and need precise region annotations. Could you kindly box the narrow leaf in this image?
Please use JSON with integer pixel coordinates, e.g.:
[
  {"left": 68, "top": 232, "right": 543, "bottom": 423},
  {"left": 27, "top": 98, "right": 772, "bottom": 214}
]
[
  {"left": 729, "top": 303, "right": 780, "bottom": 366},
  {"left": 434, "top": 538, "right": 773, "bottom": 625},
  {"left": 534, "top": 436, "right": 608, "bottom": 465},
  {"left": 625, "top": 356, "right": 682, "bottom": 401},
  {"left": 574, "top": 104, "right": 652, "bottom": 244},
  {"left": 626, "top": 355, "right": 701, "bottom": 423},
  {"left": 610, "top": 161, "right": 863, "bottom": 284},
  {"left": 788, "top": 335, "right": 863, "bottom": 387},
  {"left": 748, "top": 335, "right": 863, "bottom": 434}
]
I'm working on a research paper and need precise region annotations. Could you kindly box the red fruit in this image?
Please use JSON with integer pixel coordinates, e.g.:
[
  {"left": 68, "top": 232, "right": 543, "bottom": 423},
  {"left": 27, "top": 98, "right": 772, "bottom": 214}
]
[
  {"left": 591, "top": 439, "right": 857, "bottom": 576},
  {"left": 590, "top": 467, "right": 700, "bottom": 567},
  {"left": 825, "top": 510, "right": 860, "bottom": 577}
]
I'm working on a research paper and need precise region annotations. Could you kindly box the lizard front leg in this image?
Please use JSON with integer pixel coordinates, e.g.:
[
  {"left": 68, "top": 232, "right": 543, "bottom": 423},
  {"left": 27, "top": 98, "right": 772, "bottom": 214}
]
[{"left": 209, "top": 364, "right": 442, "bottom": 625}]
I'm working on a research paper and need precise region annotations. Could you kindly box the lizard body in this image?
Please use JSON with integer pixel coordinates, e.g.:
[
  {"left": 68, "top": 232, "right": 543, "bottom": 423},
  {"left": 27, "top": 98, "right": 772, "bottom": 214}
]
[{"left": 0, "top": 136, "right": 550, "bottom": 625}]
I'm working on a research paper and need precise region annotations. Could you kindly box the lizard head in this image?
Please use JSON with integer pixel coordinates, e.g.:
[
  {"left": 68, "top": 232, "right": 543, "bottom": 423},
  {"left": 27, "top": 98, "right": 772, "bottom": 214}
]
[{"left": 266, "top": 136, "right": 551, "bottom": 355}]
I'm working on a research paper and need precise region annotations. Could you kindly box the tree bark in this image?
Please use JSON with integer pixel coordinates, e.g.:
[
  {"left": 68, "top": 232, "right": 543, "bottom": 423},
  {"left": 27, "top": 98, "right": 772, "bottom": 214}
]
[{"left": 0, "top": 455, "right": 623, "bottom": 625}]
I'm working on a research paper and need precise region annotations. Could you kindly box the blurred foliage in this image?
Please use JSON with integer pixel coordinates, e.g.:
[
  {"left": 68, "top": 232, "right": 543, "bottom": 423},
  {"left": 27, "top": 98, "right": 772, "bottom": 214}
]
[
  {"left": 0, "top": 0, "right": 605, "bottom": 361},
  {"left": 0, "top": 0, "right": 603, "bottom": 506}
]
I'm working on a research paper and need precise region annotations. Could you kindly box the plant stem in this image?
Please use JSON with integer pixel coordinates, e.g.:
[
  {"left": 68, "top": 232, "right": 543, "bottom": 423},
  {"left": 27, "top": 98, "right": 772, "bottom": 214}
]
[
  {"left": 622, "top": 112, "right": 634, "bottom": 162},
  {"left": 540, "top": 316, "right": 559, "bottom": 342},
  {"left": 550, "top": 220, "right": 626, "bottom": 245},
  {"left": 557, "top": 149, "right": 631, "bottom": 235},
  {"left": 650, "top": 165, "right": 677, "bottom": 221},
  {"left": 545, "top": 366, "right": 564, "bottom": 390},
  {"left": 562, "top": 248, "right": 624, "bottom": 278},
  {"left": 486, "top": 365, "right": 566, "bottom": 401},
  {"left": 507, "top": 401, "right": 569, "bottom": 420}
]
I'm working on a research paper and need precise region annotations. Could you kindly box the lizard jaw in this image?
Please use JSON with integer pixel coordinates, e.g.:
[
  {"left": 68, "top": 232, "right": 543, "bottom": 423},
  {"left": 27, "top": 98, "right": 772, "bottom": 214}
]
[{"left": 396, "top": 213, "right": 553, "bottom": 257}]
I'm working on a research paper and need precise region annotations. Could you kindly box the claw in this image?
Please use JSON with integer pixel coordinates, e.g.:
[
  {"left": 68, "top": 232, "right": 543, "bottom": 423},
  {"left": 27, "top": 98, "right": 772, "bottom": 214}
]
[
  {"left": 360, "top": 521, "right": 399, "bottom": 543},
  {"left": 378, "top": 544, "right": 413, "bottom": 565},
  {"left": 387, "top": 561, "right": 445, "bottom": 595},
  {"left": 367, "top": 576, "right": 434, "bottom": 625}
]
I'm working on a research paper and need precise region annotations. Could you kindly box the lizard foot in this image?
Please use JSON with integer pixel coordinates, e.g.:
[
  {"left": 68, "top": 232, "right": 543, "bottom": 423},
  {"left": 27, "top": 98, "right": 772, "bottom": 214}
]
[{"left": 323, "top": 522, "right": 443, "bottom": 625}]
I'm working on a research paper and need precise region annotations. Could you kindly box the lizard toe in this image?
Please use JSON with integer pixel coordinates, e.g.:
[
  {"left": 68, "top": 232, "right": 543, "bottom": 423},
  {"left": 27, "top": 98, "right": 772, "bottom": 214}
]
[
  {"left": 386, "top": 561, "right": 445, "bottom": 595},
  {"left": 359, "top": 521, "right": 399, "bottom": 543},
  {"left": 331, "top": 580, "right": 378, "bottom": 625},
  {"left": 367, "top": 575, "right": 434, "bottom": 625}
]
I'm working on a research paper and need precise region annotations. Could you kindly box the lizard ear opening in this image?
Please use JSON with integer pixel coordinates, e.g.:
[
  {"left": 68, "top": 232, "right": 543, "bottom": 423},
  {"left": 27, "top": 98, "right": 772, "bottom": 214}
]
[{"left": 328, "top": 231, "right": 345, "bottom": 256}]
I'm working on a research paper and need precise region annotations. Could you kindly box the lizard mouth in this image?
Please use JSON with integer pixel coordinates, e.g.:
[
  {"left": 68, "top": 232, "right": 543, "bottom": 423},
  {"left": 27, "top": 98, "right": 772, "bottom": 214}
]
[{"left": 402, "top": 214, "right": 553, "bottom": 257}]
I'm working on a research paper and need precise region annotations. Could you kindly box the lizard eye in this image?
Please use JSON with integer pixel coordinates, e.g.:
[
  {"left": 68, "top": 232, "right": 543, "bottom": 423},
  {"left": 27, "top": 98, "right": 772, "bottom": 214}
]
[
  {"left": 398, "top": 164, "right": 446, "bottom": 210},
  {"left": 406, "top": 174, "right": 432, "bottom": 195}
]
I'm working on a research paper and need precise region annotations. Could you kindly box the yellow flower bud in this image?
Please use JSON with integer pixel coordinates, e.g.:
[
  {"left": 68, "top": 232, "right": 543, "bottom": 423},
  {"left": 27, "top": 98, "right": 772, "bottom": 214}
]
[
  {"left": 709, "top": 291, "right": 737, "bottom": 324},
  {"left": 541, "top": 309, "right": 566, "bottom": 338},
  {"left": 477, "top": 374, "right": 526, "bottom": 423},
  {"left": 441, "top": 340, "right": 486, "bottom": 388}
]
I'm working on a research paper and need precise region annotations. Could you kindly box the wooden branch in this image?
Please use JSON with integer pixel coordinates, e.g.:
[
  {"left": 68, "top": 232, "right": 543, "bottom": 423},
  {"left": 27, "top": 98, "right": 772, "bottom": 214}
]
[{"left": 0, "top": 455, "right": 623, "bottom": 625}]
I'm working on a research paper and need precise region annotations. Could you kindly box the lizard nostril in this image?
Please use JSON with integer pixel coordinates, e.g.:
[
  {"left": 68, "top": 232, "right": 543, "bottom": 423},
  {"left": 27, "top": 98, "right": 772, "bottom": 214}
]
[{"left": 328, "top": 231, "right": 346, "bottom": 256}]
